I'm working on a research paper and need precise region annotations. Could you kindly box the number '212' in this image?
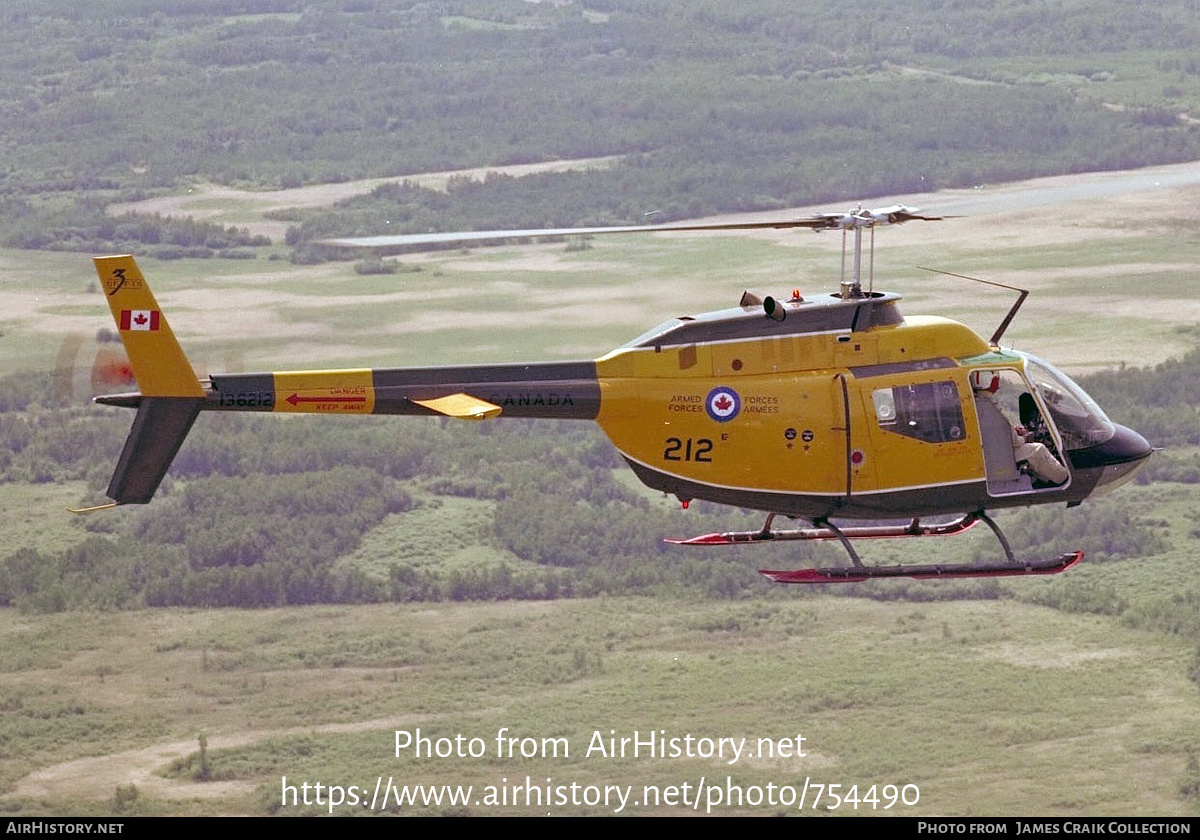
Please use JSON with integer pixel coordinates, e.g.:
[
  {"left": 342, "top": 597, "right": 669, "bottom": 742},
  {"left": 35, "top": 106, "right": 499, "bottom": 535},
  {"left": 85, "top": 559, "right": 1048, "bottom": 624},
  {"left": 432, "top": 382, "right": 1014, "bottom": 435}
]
[{"left": 663, "top": 437, "right": 713, "bottom": 462}]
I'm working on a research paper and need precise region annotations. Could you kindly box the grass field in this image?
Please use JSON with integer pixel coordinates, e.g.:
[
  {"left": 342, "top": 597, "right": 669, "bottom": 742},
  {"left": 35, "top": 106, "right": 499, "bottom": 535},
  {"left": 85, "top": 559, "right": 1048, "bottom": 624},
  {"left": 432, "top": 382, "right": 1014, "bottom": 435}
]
[
  {"left": 2, "top": 164, "right": 1199, "bottom": 817},
  {"left": 2, "top": 596, "right": 1198, "bottom": 817},
  {"left": 7, "top": 161, "right": 1200, "bottom": 381}
]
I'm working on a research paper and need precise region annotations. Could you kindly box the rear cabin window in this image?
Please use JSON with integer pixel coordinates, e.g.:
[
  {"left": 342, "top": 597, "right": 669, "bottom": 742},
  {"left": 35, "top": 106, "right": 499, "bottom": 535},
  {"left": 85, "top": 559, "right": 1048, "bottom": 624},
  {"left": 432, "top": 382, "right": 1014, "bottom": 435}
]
[{"left": 873, "top": 381, "right": 965, "bottom": 444}]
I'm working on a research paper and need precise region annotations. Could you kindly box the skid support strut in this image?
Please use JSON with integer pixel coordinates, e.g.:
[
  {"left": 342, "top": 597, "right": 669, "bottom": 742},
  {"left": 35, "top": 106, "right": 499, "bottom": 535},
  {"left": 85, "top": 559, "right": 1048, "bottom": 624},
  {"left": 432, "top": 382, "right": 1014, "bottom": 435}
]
[
  {"left": 813, "top": 517, "right": 864, "bottom": 569},
  {"left": 973, "top": 510, "right": 1016, "bottom": 564}
]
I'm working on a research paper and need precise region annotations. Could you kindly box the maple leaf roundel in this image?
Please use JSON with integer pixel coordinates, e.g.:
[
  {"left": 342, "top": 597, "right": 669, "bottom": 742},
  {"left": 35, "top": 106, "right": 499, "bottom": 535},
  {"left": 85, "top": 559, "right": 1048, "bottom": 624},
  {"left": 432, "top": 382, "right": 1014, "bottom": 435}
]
[{"left": 705, "top": 386, "right": 741, "bottom": 423}]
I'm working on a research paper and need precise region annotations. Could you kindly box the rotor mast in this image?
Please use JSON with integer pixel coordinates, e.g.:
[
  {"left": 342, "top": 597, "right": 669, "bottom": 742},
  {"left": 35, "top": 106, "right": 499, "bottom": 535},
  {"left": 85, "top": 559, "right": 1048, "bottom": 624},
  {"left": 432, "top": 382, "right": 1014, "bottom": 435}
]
[
  {"left": 848, "top": 220, "right": 866, "bottom": 297},
  {"left": 832, "top": 205, "right": 918, "bottom": 298}
]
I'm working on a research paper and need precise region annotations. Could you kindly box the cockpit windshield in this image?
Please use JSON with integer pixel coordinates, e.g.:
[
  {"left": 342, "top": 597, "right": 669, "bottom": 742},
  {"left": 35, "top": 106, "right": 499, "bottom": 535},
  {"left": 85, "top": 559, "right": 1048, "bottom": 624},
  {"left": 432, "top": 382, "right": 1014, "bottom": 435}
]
[{"left": 1020, "top": 354, "right": 1115, "bottom": 451}]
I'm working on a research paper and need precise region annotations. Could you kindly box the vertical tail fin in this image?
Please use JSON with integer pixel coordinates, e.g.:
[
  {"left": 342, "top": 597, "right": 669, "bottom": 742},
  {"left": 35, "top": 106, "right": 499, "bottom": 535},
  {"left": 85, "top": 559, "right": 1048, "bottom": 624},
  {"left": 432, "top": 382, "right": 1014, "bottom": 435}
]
[
  {"left": 94, "top": 255, "right": 204, "bottom": 398},
  {"left": 79, "top": 256, "right": 206, "bottom": 510}
]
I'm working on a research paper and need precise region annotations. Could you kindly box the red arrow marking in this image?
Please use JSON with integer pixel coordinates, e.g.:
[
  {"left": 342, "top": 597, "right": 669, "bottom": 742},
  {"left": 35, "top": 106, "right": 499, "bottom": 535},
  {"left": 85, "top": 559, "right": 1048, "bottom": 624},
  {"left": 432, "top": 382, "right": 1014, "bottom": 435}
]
[{"left": 286, "top": 393, "right": 368, "bottom": 406}]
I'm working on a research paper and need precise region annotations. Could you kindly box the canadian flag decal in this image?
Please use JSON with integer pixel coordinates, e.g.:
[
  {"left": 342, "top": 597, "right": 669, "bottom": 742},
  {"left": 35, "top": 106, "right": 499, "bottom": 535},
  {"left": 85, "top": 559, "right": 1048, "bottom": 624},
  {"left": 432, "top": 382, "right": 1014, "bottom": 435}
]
[{"left": 119, "top": 309, "right": 161, "bottom": 331}]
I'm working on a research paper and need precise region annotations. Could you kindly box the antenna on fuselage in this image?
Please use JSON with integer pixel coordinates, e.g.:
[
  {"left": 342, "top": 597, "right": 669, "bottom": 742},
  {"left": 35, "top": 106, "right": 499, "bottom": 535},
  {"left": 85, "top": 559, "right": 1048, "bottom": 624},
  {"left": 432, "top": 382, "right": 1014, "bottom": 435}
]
[{"left": 917, "top": 267, "right": 1029, "bottom": 347}]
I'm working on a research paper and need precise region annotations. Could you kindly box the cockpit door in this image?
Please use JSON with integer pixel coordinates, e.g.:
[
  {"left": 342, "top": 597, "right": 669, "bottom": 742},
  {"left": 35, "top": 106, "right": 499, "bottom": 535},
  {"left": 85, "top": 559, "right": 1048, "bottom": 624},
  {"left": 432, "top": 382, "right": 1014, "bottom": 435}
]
[{"left": 971, "top": 368, "right": 1071, "bottom": 496}]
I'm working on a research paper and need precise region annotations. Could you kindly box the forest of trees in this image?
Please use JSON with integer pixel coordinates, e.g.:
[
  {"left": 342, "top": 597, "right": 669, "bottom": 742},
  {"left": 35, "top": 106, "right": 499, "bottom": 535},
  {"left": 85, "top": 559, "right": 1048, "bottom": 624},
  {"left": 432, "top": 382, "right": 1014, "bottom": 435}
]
[{"left": 3, "top": 1, "right": 1200, "bottom": 253}]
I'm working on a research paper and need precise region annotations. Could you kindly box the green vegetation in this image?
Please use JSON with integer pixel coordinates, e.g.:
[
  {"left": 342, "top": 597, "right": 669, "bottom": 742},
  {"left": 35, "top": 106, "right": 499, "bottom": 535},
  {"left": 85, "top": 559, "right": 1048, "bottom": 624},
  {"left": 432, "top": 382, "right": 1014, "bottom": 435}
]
[
  {"left": 0, "top": 403, "right": 762, "bottom": 607},
  {"left": 4, "top": 1, "right": 1200, "bottom": 254},
  {"left": 0, "top": 598, "right": 1196, "bottom": 816},
  {"left": 3, "top": 206, "right": 270, "bottom": 260},
  {"left": 1080, "top": 347, "right": 1200, "bottom": 449}
]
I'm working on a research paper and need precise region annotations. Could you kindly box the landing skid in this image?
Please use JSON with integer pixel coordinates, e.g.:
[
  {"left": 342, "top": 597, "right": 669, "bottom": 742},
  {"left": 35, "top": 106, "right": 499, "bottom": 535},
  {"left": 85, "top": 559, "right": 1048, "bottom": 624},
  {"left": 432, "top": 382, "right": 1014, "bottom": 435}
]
[
  {"left": 667, "top": 512, "right": 1084, "bottom": 584},
  {"left": 761, "top": 552, "right": 1082, "bottom": 584}
]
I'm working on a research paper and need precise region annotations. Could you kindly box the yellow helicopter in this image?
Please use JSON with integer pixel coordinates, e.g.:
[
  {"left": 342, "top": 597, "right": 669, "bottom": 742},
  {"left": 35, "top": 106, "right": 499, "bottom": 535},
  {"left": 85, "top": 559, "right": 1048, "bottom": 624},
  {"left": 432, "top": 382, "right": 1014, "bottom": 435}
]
[{"left": 83, "top": 206, "right": 1153, "bottom": 583}]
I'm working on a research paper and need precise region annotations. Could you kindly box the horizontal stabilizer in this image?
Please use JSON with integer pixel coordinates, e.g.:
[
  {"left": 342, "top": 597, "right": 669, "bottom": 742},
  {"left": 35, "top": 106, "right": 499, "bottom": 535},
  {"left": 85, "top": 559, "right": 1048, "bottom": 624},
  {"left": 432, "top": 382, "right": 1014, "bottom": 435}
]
[{"left": 412, "top": 393, "right": 503, "bottom": 420}]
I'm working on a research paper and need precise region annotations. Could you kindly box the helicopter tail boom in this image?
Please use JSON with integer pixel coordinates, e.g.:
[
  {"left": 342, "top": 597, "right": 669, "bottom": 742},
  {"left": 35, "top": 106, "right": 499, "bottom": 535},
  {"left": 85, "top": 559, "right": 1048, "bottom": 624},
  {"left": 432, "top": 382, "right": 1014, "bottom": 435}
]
[{"left": 86, "top": 256, "right": 601, "bottom": 507}]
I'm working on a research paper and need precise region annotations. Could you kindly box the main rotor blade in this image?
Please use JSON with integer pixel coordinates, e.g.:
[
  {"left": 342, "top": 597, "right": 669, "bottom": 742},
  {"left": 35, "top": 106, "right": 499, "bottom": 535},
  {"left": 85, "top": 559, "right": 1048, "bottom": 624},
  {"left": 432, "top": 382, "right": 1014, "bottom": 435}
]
[
  {"left": 318, "top": 205, "right": 946, "bottom": 249},
  {"left": 320, "top": 219, "right": 829, "bottom": 249}
]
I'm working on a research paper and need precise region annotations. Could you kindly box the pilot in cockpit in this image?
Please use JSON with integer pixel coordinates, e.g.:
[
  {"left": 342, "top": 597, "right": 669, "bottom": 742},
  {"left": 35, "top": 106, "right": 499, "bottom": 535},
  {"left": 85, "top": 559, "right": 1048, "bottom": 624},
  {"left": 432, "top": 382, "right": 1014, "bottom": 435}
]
[{"left": 971, "top": 371, "right": 1069, "bottom": 486}]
